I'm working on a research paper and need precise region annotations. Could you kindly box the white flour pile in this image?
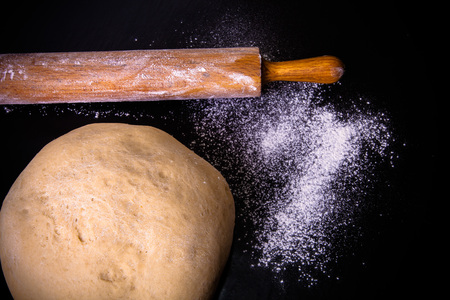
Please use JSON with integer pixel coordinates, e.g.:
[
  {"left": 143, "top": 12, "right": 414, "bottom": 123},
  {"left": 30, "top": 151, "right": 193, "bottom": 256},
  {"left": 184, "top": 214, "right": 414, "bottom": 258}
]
[{"left": 188, "top": 82, "right": 395, "bottom": 286}]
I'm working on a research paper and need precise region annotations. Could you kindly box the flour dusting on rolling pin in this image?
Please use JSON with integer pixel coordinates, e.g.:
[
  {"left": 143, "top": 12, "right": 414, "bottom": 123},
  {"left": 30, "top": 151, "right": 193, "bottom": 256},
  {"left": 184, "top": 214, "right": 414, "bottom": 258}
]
[{"left": 0, "top": 47, "right": 343, "bottom": 104}]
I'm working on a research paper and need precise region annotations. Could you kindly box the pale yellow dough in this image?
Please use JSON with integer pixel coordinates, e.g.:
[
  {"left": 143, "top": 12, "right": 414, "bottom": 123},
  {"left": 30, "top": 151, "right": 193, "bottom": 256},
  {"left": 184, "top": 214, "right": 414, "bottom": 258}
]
[{"left": 0, "top": 123, "right": 235, "bottom": 300}]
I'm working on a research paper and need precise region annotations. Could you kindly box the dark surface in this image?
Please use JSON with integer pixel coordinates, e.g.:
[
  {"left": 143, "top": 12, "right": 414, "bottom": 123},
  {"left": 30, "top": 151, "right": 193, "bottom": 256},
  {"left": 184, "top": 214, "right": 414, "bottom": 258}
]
[{"left": 1, "top": 1, "right": 438, "bottom": 299}]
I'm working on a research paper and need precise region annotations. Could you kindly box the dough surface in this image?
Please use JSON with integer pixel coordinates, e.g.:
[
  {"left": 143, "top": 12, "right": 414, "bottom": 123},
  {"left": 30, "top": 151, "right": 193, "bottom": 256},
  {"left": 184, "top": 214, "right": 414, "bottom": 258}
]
[{"left": 0, "top": 123, "right": 235, "bottom": 300}]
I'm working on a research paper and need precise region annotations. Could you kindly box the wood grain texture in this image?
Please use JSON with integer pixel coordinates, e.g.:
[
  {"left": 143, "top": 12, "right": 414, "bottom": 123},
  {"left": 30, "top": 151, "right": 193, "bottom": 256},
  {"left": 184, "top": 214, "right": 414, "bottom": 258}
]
[
  {"left": 0, "top": 48, "right": 262, "bottom": 104},
  {"left": 262, "top": 55, "right": 345, "bottom": 84}
]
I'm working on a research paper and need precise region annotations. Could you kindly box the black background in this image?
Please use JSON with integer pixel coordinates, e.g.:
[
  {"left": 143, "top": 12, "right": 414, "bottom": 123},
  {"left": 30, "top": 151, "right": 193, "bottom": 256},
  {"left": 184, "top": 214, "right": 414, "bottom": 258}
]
[{"left": 0, "top": 0, "right": 438, "bottom": 299}]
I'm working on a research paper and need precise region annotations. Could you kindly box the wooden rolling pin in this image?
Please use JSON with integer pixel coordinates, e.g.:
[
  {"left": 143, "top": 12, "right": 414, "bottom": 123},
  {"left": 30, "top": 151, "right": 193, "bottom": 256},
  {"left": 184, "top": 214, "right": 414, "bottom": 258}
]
[{"left": 0, "top": 47, "right": 344, "bottom": 104}]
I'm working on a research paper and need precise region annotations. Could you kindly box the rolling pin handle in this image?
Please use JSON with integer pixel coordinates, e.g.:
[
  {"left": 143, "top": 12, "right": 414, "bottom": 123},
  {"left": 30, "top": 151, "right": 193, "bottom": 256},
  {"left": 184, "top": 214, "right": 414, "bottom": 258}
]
[{"left": 262, "top": 55, "right": 345, "bottom": 84}]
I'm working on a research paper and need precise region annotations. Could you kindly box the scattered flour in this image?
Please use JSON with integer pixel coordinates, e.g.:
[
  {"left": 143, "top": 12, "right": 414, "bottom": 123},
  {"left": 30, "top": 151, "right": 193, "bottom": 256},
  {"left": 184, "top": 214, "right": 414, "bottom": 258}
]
[{"left": 187, "top": 82, "right": 395, "bottom": 286}]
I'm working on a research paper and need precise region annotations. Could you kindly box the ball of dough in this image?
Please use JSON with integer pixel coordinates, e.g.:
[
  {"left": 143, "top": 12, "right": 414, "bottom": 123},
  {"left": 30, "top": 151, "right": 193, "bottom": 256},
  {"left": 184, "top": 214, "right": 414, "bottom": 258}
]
[{"left": 0, "top": 123, "right": 234, "bottom": 300}]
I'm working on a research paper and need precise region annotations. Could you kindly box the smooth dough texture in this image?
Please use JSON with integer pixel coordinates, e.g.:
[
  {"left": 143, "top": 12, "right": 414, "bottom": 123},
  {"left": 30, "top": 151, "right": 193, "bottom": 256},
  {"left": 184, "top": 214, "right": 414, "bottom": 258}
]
[{"left": 0, "top": 123, "right": 235, "bottom": 300}]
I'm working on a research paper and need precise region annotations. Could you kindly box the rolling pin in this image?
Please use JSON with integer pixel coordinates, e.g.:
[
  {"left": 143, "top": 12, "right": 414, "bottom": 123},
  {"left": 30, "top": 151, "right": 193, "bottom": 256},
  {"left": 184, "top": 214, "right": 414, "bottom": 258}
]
[{"left": 0, "top": 47, "right": 344, "bottom": 104}]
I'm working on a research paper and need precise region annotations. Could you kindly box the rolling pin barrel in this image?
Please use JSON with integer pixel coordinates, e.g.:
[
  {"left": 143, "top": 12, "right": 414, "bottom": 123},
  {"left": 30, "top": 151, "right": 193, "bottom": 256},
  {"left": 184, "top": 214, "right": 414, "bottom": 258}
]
[{"left": 0, "top": 47, "right": 344, "bottom": 104}]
